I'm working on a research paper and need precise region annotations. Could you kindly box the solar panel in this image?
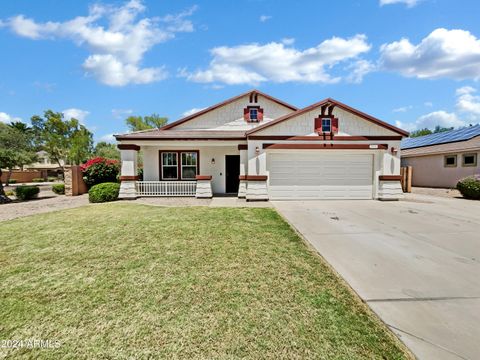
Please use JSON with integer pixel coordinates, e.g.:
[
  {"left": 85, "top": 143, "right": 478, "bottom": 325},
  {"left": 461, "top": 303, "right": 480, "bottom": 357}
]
[{"left": 401, "top": 124, "right": 480, "bottom": 150}]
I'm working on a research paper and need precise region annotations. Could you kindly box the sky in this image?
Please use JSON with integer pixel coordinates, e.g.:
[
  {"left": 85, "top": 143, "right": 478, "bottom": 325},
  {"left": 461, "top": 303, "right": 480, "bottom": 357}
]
[{"left": 1, "top": 0, "right": 480, "bottom": 143}]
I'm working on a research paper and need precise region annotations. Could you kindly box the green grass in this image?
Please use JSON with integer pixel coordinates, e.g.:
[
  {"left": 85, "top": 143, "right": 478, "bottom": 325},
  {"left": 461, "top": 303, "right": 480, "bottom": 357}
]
[{"left": 0, "top": 204, "right": 411, "bottom": 359}]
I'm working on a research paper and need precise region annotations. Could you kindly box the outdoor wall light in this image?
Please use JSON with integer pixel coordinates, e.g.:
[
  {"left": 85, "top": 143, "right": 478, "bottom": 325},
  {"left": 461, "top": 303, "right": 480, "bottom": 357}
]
[
  {"left": 211, "top": 158, "right": 215, "bottom": 165},
  {"left": 391, "top": 147, "right": 398, "bottom": 154},
  {"left": 255, "top": 146, "right": 260, "bottom": 154}
]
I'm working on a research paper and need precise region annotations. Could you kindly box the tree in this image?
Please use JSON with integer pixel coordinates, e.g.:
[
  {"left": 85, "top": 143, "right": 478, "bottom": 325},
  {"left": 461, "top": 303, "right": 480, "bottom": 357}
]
[
  {"left": 0, "top": 123, "right": 38, "bottom": 203},
  {"left": 94, "top": 142, "right": 120, "bottom": 160},
  {"left": 125, "top": 113, "right": 168, "bottom": 132},
  {"left": 410, "top": 125, "right": 454, "bottom": 138},
  {"left": 31, "top": 110, "right": 93, "bottom": 171}
]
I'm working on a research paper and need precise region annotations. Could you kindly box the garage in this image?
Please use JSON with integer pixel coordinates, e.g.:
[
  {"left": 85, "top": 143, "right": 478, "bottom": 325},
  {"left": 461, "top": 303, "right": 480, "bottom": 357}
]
[{"left": 267, "top": 152, "right": 374, "bottom": 200}]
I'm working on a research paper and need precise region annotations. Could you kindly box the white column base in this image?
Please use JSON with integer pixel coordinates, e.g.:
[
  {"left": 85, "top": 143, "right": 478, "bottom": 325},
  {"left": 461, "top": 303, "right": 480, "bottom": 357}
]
[
  {"left": 119, "top": 181, "right": 137, "bottom": 199},
  {"left": 378, "top": 181, "right": 403, "bottom": 201},
  {"left": 238, "top": 179, "right": 247, "bottom": 198},
  {"left": 246, "top": 180, "right": 268, "bottom": 201},
  {"left": 196, "top": 180, "right": 212, "bottom": 198}
]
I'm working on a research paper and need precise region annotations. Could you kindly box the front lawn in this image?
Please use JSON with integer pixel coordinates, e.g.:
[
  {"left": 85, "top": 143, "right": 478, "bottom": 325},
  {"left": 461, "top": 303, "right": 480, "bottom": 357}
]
[{"left": 0, "top": 204, "right": 411, "bottom": 359}]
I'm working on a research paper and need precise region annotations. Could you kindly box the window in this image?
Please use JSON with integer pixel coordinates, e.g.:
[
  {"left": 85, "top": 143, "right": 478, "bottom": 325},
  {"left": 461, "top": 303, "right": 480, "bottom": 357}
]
[
  {"left": 444, "top": 155, "right": 457, "bottom": 167},
  {"left": 249, "top": 108, "right": 258, "bottom": 122},
  {"left": 321, "top": 118, "right": 331, "bottom": 132},
  {"left": 181, "top": 152, "right": 198, "bottom": 179},
  {"left": 462, "top": 153, "right": 477, "bottom": 167},
  {"left": 162, "top": 152, "right": 178, "bottom": 179}
]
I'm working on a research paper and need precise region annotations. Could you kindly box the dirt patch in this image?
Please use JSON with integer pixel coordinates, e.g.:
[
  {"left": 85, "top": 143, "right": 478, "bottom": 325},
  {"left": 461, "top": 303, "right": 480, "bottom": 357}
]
[
  {"left": 1, "top": 190, "right": 89, "bottom": 222},
  {"left": 411, "top": 187, "right": 462, "bottom": 199}
]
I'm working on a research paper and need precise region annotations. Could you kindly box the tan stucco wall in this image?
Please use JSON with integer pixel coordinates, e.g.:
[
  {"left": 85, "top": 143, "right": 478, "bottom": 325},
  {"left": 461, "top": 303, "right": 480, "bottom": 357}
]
[{"left": 402, "top": 152, "right": 479, "bottom": 188}]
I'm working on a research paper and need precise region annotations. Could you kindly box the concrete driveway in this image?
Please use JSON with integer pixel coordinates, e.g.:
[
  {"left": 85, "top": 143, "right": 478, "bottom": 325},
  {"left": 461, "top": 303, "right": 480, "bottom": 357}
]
[{"left": 273, "top": 194, "right": 480, "bottom": 360}]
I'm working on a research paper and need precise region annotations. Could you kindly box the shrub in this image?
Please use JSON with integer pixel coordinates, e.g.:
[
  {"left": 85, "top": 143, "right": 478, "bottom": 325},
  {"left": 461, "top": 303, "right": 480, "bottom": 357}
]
[
  {"left": 88, "top": 182, "right": 120, "bottom": 203},
  {"left": 81, "top": 157, "right": 119, "bottom": 188},
  {"left": 5, "top": 190, "right": 14, "bottom": 196},
  {"left": 7, "top": 179, "right": 17, "bottom": 184},
  {"left": 52, "top": 183, "right": 65, "bottom": 195},
  {"left": 15, "top": 185, "right": 40, "bottom": 201},
  {"left": 457, "top": 176, "right": 480, "bottom": 200},
  {"left": 138, "top": 168, "right": 144, "bottom": 181},
  {"left": 32, "top": 178, "right": 45, "bottom": 182},
  {"left": 47, "top": 176, "right": 57, "bottom": 182}
]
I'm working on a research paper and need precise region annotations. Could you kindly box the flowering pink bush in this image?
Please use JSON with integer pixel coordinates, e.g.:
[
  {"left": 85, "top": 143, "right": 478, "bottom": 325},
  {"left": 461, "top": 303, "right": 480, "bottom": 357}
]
[{"left": 81, "top": 157, "right": 119, "bottom": 187}]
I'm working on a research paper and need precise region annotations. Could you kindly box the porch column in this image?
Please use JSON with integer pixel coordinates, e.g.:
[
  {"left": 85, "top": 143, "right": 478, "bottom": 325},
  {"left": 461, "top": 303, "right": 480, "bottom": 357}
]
[
  {"left": 238, "top": 144, "right": 248, "bottom": 198},
  {"left": 118, "top": 144, "right": 140, "bottom": 199},
  {"left": 245, "top": 142, "right": 268, "bottom": 201}
]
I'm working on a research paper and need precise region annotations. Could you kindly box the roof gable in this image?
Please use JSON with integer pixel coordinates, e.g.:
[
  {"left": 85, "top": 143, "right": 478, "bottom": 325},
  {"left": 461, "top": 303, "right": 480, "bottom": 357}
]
[
  {"left": 160, "top": 90, "right": 297, "bottom": 131},
  {"left": 247, "top": 98, "right": 409, "bottom": 137}
]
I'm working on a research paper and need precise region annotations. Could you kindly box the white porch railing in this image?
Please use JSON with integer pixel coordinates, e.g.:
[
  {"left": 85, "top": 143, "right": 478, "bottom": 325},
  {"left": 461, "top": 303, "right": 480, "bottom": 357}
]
[{"left": 136, "top": 181, "right": 196, "bottom": 197}]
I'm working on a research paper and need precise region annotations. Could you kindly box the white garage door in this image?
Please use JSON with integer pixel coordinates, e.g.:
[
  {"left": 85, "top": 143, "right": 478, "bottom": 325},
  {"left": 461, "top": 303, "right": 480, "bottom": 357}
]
[{"left": 267, "top": 152, "right": 373, "bottom": 200}]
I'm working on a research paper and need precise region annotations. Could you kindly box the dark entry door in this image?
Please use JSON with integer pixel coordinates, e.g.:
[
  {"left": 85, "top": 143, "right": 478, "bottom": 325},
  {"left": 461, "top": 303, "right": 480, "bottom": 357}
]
[{"left": 225, "top": 155, "right": 240, "bottom": 193}]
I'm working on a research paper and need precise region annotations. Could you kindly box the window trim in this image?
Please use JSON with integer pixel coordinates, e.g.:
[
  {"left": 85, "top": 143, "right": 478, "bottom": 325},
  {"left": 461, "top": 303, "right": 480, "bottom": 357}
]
[
  {"left": 244, "top": 106, "right": 263, "bottom": 123},
  {"left": 249, "top": 108, "right": 258, "bottom": 121},
  {"left": 321, "top": 118, "right": 331, "bottom": 132},
  {"left": 161, "top": 152, "right": 179, "bottom": 180},
  {"left": 159, "top": 150, "right": 199, "bottom": 181},
  {"left": 180, "top": 151, "right": 199, "bottom": 180},
  {"left": 444, "top": 155, "right": 457, "bottom": 168},
  {"left": 314, "top": 115, "right": 337, "bottom": 133},
  {"left": 462, "top": 153, "right": 477, "bottom": 167}
]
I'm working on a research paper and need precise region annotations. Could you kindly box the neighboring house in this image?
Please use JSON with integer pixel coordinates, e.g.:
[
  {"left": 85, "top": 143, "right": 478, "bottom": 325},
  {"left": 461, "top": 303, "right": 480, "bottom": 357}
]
[
  {"left": 115, "top": 90, "right": 408, "bottom": 200},
  {"left": 401, "top": 125, "right": 480, "bottom": 188},
  {"left": 25, "top": 150, "right": 64, "bottom": 177}
]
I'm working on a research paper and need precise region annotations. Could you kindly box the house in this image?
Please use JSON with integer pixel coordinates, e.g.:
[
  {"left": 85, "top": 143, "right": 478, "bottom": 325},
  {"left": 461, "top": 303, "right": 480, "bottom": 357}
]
[
  {"left": 401, "top": 125, "right": 480, "bottom": 188},
  {"left": 25, "top": 150, "right": 64, "bottom": 178},
  {"left": 115, "top": 90, "right": 408, "bottom": 201}
]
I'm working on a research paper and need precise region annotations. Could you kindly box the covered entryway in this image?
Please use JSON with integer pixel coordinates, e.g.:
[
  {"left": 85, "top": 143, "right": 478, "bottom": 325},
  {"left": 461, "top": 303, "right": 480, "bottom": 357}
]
[{"left": 267, "top": 152, "right": 374, "bottom": 200}]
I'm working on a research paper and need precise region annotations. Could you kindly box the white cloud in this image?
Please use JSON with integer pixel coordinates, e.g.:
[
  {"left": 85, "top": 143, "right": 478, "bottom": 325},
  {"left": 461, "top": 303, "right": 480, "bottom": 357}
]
[
  {"left": 83, "top": 54, "right": 167, "bottom": 86},
  {"left": 346, "top": 59, "right": 375, "bottom": 84},
  {"left": 62, "top": 108, "right": 90, "bottom": 123},
  {"left": 2, "top": 0, "right": 197, "bottom": 86},
  {"left": 456, "top": 86, "right": 480, "bottom": 120},
  {"left": 182, "top": 107, "right": 206, "bottom": 117},
  {"left": 281, "top": 37, "right": 295, "bottom": 45},
  {"left": 379, "top": 0, "right": 421, "bottom": 7},
  {"left": 424, "top": 101, "right": 433, "bottom": 107},
  {"left": 112, "top": 108, "right": 133, "bottom": 119},
  {"left": 380, "top": 28, "right": 480, "bottom": 80},
  {"left": 397, "top": 86, "right": 480, "bottom": 131},
  {"left": 0, "top": 112, "right": 22, "bottom": 123},
  {"left": 99, "top": 133, "right": 116, "bottom": 143},
  {"left": 393, "top": 105, "right": 412, "bottom": 113},
  {"left": 183, "top": 34, "right": 372, "bottom": 85},
  {"left": 259, "top": 15, "right": 272, "bottom": 23}
]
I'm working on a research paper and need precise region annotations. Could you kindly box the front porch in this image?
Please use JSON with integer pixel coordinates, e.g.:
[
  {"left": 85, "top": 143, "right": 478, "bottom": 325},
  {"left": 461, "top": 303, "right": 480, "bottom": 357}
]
[{"left": 117, "top": 142, "right": 263, "bottom": 200}]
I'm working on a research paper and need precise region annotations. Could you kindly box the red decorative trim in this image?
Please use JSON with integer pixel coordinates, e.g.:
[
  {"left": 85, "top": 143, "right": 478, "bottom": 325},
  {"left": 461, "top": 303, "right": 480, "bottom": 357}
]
[
  {"left": 263, "top": 144, "right": 388, "bottom": 150},
  {"left": 248, "top": 135, "right": 403, "bottom": 141},
  {"left": 117, "top": 144, "right": 140, "bottom": 151},
  {"left": 246, "top": 98, "right": 409, "bottom": 136},
  {"left": 314, "top": 115, "right": 339, "bottom": 134},
  {"left": 246, "top": 175, "right": 268, "bottom": 181},
  {"left": 159, "top": 89, "right": 297, "bottom": 130},
  {"left": 244, "top": 106, "right": 263, "bottom": 123},
  {"left": 120, "top": 175, "right": 139, "bottom": 181},
  {"left": 379, "top": 175, "right": 402, "bottom": 181},
  {"left": 159, "top": 150, "right": 200, "bottom": 181},
  {"left": 238, "top": 144, "right": 248, "bottom": 150},
  {"left": 239, "top": 175, "right": 247, "bottom": 180},
  {"left": 196, "top": 175, "right": 212, "bottom": 180}
]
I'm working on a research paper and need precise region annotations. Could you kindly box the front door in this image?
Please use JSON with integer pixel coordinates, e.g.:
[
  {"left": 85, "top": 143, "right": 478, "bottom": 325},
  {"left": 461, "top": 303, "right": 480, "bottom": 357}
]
[{"left": 225, "top": 155, "right": 240, "bottom": 193}]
